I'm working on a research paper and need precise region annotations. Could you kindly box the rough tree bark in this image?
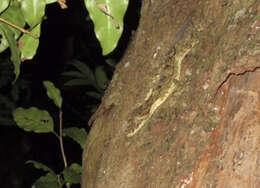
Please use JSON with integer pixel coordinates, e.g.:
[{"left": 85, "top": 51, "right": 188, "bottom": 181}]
[{"left": 82, "top": 0, "right": 260, "bottom": 187}]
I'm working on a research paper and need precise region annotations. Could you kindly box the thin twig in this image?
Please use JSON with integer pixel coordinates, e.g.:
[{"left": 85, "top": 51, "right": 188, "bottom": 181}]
[
  {"left": 59, "top": 110, "right": 67, "bottom": 168},
  {"left": 58, "top": 0, "right": 68, "bottom": 9},
  {"left": 59, "top": 110, "right": 71, "bottom": 188},
  {"left": 57, "top": 174, "right": 63, "bottom": 188},
  {"left": 0, "top": 17, "right": 38, "bottom": 39}
]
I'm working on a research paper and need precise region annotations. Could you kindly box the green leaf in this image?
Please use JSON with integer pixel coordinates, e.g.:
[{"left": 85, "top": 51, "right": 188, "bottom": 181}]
[
  {"left": 69, "top": 163, "right": 82, "bottom": 174},
  {"left": 32, "top": 172, "right": 59, "bottom": 188},
  {"left": 62, "top": 163, "right": 82, "bottom": 184},
  {"left": 70, "top": 60, "right": 95, "bottom": 83},
  {"left": 26, "top": 160, "right": 55, "bottom": 174},
  {"left": 0, "top": 25, "right": 21, "bottom": 82},
  {"left": 43, "top": 81, "right": 62, "bottom": 109},
  {"left": 21, "top": 0, "right": 46, "bottom": 27},
  {"left": 0, "top": 2, "right": 25, "bottom": 52},
  {"left": 64, "top": 78, "right": 92, "bottom": 87},
  {"left": 95, "top": 66, "right": 108, "bottom": 90},
  {"left": 84, "top": 0, "right": 129, "bottom": 55},
  {"left": 45, "top": 0, "right": 57, "bottom": 4},
  {"left": 0, "top": 0, "right": 10, "bottom": 13},
  {"left": 19, "top": 24, "right": 41, "bottom": 60},
  {"left": 62, "top": 71, "right": 86, "bottom": 78},
  {"left": 85, "top": 91, "right": 103, "bottom": 100},
  {"left": 63, "top": 127, "right": 87, "bottom": 149},
  {"left": 13, "top": 107, "right": 54, "bottom": 133}
]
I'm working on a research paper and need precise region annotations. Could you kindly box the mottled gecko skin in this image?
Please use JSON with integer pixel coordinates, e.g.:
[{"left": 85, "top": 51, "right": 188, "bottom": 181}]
[
  {"left": 88, "top": 20, "right": 192, "bottom": 127},
  {"left": 173, "top": 20, "right": 192, "bottom": 46},
  {"left": 166, "top": 20, "right": 192, "bottom": 58}
]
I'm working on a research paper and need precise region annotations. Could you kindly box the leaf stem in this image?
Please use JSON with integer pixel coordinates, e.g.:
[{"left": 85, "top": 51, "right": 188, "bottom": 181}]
[
  {"left": 58, "top": 0, "right": 68, "bottom": 9},
  {"left": 59, "top": 110, "right": 67, "bottom": 168},
  {"left": 59, "top": 110, "right": 71, "bottom": 188},
  {"left": 0, "top": 17, "right": 38, "bottom": 39}
]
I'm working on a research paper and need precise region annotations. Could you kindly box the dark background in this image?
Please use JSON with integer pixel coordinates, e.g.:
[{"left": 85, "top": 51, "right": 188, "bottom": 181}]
[{"left": 0, "top": 0, "right": 140, "bottom": 187}]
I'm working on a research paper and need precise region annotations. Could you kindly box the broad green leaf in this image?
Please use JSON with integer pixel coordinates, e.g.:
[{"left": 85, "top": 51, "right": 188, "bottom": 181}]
[
  {"left": 43, "top": 81, "right": 62, "bottom": 109},
  {"left": 0, "top": 25, "right": 21, "bottom": 82},
  {"left": 26, "top": 160, "right": 55, "bottom": 173},
  {"left": 0, "top": 0, "right": 10, "bottom": 13},
  {"left": 70, "top": 60, "right": 95, "bottom": 83},
  {"left": 19, "top": 24, "right": 41, "bottom": 60},
  {"left": 63, "top": 127, "right": 87, "bottom": 149},
  {"left": 69, "top": 163, "right": 82, "bottom": 173},
  {"left": 21, "top": 0, "right": 46, "bottom": 27},
  {"left": 0, "top": 2, "right": 25, "bottom": 52},
  {"left": 64, "top": 78, "right": 92, "bottom": 87},
  {"left": 45, "top": 0, "right": 57, "bottom": 4},
  {"left": 85, "top": 91, "right": 103, "bottom": 100},
  {"left": 13, "top": 107, "right": 54, "bottom": 133},
  {"left": 95, "top": 66, "right": 108, "bottom": 90},
  {"left": 84, "top": 0, "right": 129, "bottom": 55},
  {"left": 32, "top": 172, "right": 59, "bottom": 188},
  {"left": 62, "top": 71, "right": 86, "bottom": 78},
  {"left": 62, "top": 163, "right": 82, "bottom": 184}
]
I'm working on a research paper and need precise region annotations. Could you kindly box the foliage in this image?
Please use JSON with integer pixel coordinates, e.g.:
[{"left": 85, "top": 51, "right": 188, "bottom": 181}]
[
  {"left": 0, "top": 58, "right": 30, "bottom": 126},
  {"left": 13, "top": 107, "right": 54, "bottom": 133},
  {"left": 62, "top": 59, "right": 110, "bottom": 112},
  {"left": 62, "top": 163, "right": 82, "bottom": 184},
  {"left": 0, "top": 0, "right": 128, "bottom": 81},
  {"left": 0, "top": 0, "right": 128, "bottom": 187},
  {"left": 43, "top": 81, "right": 63, "bottom": 109},
  {"left": 13, "top": 81, "right": 86, "bottom": 188},
  {"left": 62, "top": 59, "right": 109, "bottom": 95},
  {"left": 32, "top": 172, "right": 59, "bottom": 188},
  {"left": 84, "top": 0, "right": 129, "bottom": 55},
  {"left": 0, "top": 0, "right": 42, "bottom": 81},
  {"left": 63, "top": 127, "right": 87, "bottom": 149}
]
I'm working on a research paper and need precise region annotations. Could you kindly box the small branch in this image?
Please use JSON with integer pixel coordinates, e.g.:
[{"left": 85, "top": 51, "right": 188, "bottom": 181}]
[
  {"left": 58, "top": 0, "right": 68, "bottom": 9},
  {"left": 59, "top": 110, "right": 67, "bottom": 168},
  {"left": 57, "top": 174, "right": 63, "bottom": 188},
  {"left": 0, "top": 17, "right": 38, "bottom": 39},
  {"left": 59, "top": 110, "right": 71, "bottom": 188}
]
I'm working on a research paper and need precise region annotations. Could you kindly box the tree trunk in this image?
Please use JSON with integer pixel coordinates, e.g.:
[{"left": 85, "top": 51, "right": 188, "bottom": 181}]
[{"left": 82, "top": 0, "right": 260, "bottom": 187}]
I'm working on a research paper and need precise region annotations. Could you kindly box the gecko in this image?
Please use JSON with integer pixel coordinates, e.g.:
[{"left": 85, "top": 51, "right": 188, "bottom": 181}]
[{"left": 166, "top": 19, "right": 193, "bottom": 60}]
